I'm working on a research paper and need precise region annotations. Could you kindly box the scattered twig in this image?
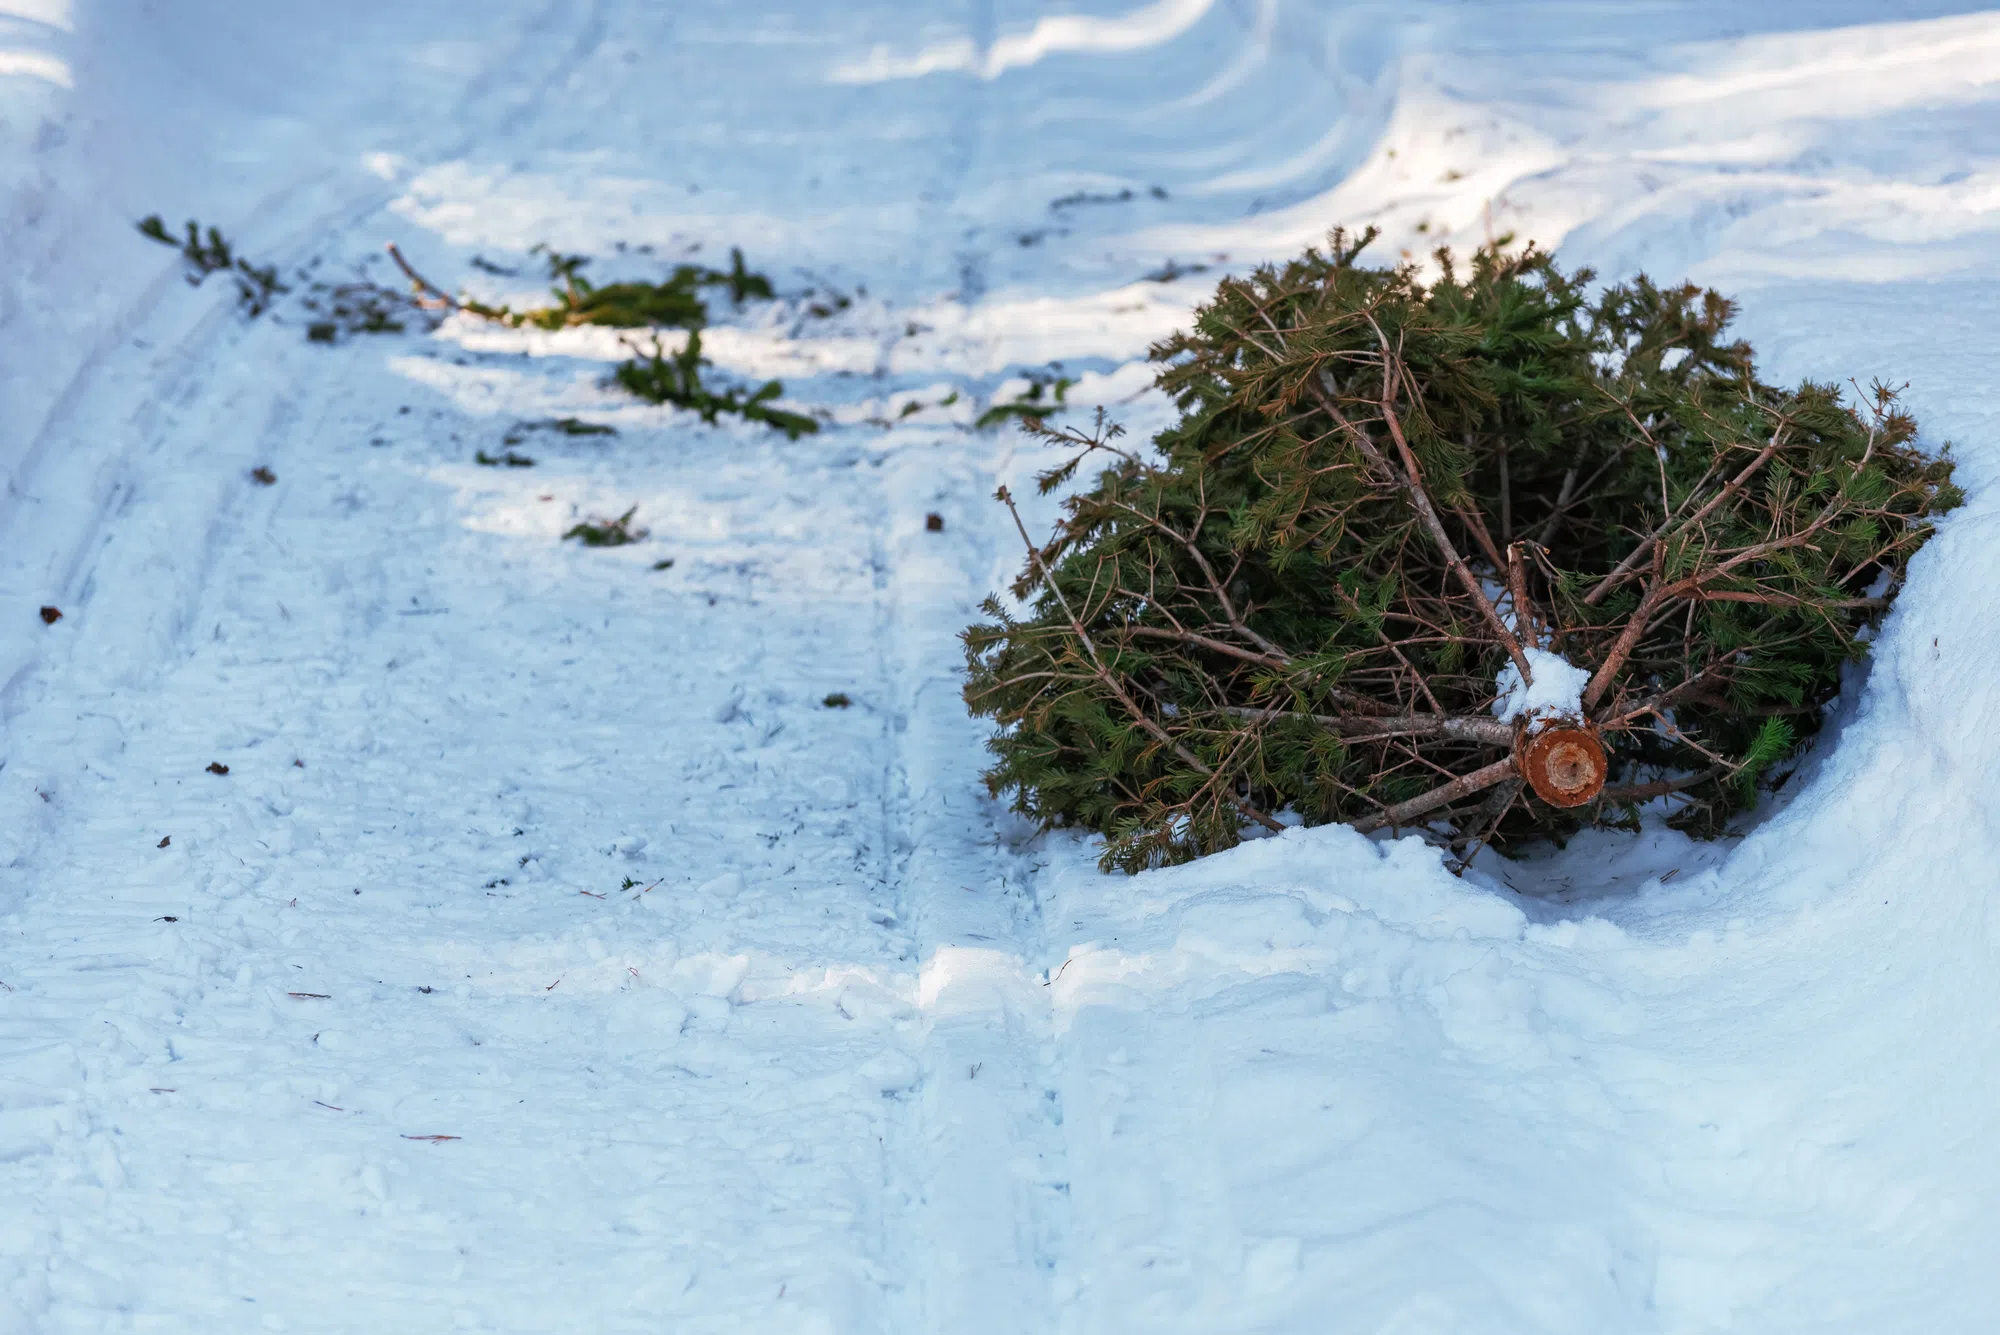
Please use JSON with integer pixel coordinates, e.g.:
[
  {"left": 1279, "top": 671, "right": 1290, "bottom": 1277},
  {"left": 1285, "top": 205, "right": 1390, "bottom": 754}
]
[
  {"left": 384, "top": 243, "right": 460, "bottom": 310},
  {"left": 1598, "top": 765, "right": 1729, "bottom": 804}
]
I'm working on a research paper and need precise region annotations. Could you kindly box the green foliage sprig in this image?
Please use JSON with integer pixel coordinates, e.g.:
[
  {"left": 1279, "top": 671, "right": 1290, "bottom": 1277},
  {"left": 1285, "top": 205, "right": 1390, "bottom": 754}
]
[
  {"left": 138, "top": 215, "right": 286, "bottom": 315},
  {"left": 455, "top": 245, "right": 772, "bottom": 332},
  {"left": 976, "top": 374, "right": 1074, "bottom": 430},
  {"left": 964, "top": 229, "right": 1959, "bottom": 871},
  {"left": 476, "top": 449, "right": 535, "bottom": 468},
  {"left": 564, "top": 507, "right": 647, "bottom": 547},
  {"left": 614, "top": 332, "right": 818, "bottom": 439}
]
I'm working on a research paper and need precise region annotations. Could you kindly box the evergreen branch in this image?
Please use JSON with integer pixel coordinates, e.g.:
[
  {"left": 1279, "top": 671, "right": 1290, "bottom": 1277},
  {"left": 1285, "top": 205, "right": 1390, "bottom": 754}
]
[
  {"left": 1312, "top": 340, "right": 1533, "bottom": 684},
  {"left": 1585, "top": 426, "right": 1789, "bottom": 606},
  {"left": 1694, "top": 591, "right": 1886, "bottom": 609},
  {"left": 1667, "top": 491, "right": 1866, "bottom": 595},
  {"left": 1528, "top": 466, "right": 1579, "bottom": 547},
  {"left": 1122, "top": 626, "right": 1291, "bottom": 671},
  {"left": 1104, "top": 499, "right": 1288, "bottom": 660},
  {"left": 996, "top": 486, "right": 1283, "bottom": 834},
  {"left": 1370, "top": 343, "right": 1532, "bottom": 681},
  {"left": 1330, "top": 579, "right": 1445, "bottom": 713},
  {"left": 1454, "top": 499, "right": 1510, "bottom": 573},
  {"left": 1599, "top": 654, "right": 1738, "bottom": 728},
  {"left": 1582, "top": 543, "right": 1665, "bottom": 711}
]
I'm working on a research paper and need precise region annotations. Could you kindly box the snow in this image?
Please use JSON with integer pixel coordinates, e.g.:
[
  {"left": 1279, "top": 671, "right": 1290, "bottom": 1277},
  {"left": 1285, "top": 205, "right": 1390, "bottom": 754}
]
[
  {"left": 4, "top": 1, "right": 2000, "bottom": 1331},
  {"left": 1492, "top": 646, "right": 1594, "bottom": 729}
]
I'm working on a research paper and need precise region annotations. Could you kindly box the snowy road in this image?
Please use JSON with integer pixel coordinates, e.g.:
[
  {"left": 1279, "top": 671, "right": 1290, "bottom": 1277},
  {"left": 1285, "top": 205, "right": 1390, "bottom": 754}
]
[{"left": 7, "top": 2, "right": 2000, "bottom": 1331}]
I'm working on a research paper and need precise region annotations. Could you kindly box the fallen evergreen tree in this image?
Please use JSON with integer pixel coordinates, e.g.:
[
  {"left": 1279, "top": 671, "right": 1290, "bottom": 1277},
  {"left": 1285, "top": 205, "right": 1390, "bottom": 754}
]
[{"left": 964, "top": 229, "right": 1959, "bottom": 871}]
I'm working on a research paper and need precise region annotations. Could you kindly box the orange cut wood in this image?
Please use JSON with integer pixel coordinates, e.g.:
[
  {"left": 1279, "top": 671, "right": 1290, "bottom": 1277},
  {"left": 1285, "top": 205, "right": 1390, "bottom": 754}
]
[{"left": 1516, "top": 724, "right": 1607, "bottom": 808}]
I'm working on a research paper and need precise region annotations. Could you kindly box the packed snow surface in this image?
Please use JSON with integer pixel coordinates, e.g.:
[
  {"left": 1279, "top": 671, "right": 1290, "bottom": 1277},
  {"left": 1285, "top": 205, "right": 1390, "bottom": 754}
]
[
  {"left": 1492, "top": 646, "right": 1594, "bottom": 729},
  {"left": 5, "top": 2, "right": 2000, "bottom": 1332}
]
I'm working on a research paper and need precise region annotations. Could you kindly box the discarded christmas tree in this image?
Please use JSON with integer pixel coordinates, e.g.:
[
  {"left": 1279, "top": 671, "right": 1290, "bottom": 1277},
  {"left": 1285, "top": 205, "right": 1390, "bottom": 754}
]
[{"left": 963, "top": 229, "right": 1959, "bottom": 871}]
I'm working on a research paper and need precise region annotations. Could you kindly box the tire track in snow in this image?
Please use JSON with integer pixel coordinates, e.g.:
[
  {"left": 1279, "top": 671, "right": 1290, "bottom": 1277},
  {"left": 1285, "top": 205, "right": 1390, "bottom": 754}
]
[
  {"left": 0, "top": 0, "right": 613, "bottom": 866},
  {"left": 866, "top": 2, "right": 1365, "bottom": 1320},
  {"left": 867, "top": 5, "right": 1401, "bottom": 1323},
  {"left": 873, "top": 434, "right": 1076, "bottom": 1332},
  {"left": 864, "top": 3, "right": 1078, "bottom": 1329},
  {"left": 3, "top": 316, "right": 926, "bottom": 1327}
]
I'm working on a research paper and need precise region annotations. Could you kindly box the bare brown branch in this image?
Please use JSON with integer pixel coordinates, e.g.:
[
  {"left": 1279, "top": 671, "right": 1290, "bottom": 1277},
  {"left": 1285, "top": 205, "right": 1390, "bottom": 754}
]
[{"left": 1350, "top": 756, "right": 1521, "bottom": 833}]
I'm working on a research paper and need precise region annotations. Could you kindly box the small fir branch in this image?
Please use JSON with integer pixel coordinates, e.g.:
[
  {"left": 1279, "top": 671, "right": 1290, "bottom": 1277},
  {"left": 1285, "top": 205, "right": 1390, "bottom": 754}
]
[
  {"left": 613, "top": 332, "right": 818, "bottom": 438},
  {"left": 977, "top": 374, "right": 1074, "bottom": 430},
  {"left": 138, "top": 214, "right": 288, "bottom": 315},
  {"left": 563, "top": 507, "right": 647, "bottom": 547},
  {"left": 385, "top": 240, "right": 774, "bottom": 332}
]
